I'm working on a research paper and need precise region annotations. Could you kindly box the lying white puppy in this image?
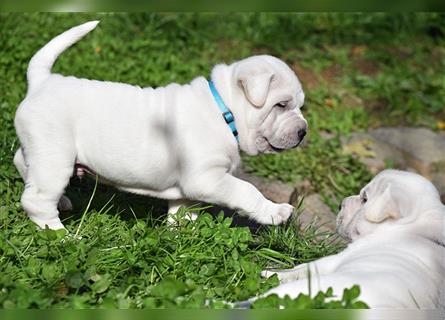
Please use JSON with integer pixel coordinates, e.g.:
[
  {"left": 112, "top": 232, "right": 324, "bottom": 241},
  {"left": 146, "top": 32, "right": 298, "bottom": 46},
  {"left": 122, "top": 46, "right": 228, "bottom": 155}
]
[
  {"left": 256, "top": 170, "right": 445, "bottom": 309},
  {"left": 13, "top": 21, "right": 307, "bottom": 230}
]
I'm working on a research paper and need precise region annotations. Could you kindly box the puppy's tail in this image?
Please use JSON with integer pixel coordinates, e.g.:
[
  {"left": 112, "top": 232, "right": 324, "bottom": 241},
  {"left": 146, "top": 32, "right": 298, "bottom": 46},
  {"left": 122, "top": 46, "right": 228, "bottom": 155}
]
[{"left": 27, "top": 20, "right": 100, "bottom": 94}]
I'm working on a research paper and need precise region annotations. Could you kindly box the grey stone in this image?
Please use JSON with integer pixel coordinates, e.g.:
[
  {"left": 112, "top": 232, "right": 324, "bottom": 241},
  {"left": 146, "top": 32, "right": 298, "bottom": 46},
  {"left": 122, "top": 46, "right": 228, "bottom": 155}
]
[
  {"left": 294, "top": 193, "right": 337, "bottom": 232},
  {"left": 235, "top": 171, "right": 340, "bottom": 233},
  {"left": 343, "top": 127, "right": 445, "bottom": 203},
  {"left": 236, "top": 169, "right": 296, "bottom": 204},
  {"left": 341, "top": 132, "right": 390, "bottom": 174},
  {"left": 369, "top": 127, "right": 445, "bottom": 174},
  {"left": 432, "top": 173, "right": 445, "bottom": 204}
]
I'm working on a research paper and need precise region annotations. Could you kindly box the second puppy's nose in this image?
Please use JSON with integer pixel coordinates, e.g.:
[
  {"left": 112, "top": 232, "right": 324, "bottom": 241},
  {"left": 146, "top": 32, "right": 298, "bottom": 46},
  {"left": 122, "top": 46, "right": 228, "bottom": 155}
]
[{"left": 298, "top": 129, "right": 307, "bottom": 140}]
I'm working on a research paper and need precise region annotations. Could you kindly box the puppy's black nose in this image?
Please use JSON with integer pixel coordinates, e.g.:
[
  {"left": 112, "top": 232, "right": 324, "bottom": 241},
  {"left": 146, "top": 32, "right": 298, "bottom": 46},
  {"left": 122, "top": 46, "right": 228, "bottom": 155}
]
[{"left": 298, "top": 129, "right": 307, "bottom": 140}]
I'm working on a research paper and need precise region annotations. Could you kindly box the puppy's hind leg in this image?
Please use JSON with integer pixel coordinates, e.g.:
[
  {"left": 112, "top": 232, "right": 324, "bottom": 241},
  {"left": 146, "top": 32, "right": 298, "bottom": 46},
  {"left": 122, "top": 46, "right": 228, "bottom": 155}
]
[
  {"left": 261, "top": 263, "right": 311, "bottom": 283},
  {"left": 20, "top": 145, "right": 75, "bottom": 230},
  {"left": 14, "top": 148, "right": 73, "bottom": 213}
]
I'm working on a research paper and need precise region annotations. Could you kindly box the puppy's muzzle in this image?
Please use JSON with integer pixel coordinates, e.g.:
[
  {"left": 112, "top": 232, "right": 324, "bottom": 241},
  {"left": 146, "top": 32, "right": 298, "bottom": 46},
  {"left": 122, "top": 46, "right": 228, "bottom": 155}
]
[
  {"left": 298, "top": 128, "right": 307, "bottom": 140},
  {"left": 290, "top": 128, "right": 307, "bottom": 149},
  {"left": 288, "top": 120, "right": 308, "bottom": 148},
  {"left": 262, "top": 116, "right": 308, "bottom": 152}
]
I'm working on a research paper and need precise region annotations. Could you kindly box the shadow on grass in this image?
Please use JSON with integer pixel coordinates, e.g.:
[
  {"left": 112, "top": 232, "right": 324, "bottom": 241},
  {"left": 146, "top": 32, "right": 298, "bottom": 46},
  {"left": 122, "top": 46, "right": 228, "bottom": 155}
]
[
  {"left": 61, "top": 175, "right": 264, "bottom": 232},
  {"left": 62, "top": 176, "right": 168, "bottom": 224}
]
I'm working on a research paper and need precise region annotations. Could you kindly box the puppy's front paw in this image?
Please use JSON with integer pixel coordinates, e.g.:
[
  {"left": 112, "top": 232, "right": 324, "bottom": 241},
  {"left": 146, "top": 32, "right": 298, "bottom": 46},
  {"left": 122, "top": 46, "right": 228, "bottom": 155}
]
[
  {"left": 261, "top": 269, "right": 294, "bottom": 282},
  {"left": 261, "top": 264, "right": 309, "bottom": 283},
  {"left": 255, "top": 202, "right": 294, "bottom": 225},
  {"left": 261, "top": 269, "right": 278, "bottom": 278}
]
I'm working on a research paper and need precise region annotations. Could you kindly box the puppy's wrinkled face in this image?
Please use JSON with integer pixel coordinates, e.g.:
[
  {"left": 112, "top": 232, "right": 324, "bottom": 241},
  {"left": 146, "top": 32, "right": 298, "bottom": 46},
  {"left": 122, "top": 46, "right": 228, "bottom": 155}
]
[
  {"left": 336, "top": 169, "right": 441, "bottom": 242},
  {"left": 233, "top": 55, "right": 307, "bottom": 155}
]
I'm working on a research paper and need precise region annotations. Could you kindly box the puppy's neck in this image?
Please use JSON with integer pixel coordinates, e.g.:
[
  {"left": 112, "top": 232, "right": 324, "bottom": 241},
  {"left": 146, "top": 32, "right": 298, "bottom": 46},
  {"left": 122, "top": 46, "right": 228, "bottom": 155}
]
[
  {"left": 413, "top": 204, "right": 445, "bottom": 246},
  {"left": 374, "top": 204, "right": 445, "bottom": 247},
  {"left": 210, "top": 64, "right": 235, "bottom": 113},
  {"left": 210, "top": 63, "right": 249, "bottom": 150}
]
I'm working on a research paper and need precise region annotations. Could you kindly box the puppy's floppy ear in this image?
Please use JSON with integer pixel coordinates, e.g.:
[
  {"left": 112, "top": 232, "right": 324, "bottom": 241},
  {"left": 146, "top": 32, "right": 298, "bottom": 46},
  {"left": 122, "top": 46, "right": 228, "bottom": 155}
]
[
  {"left": 364, "top": 185, "right": 400, "bottom": 223},
  {"left": 236, "top": 64, "right": 274, "bottom": 107}
]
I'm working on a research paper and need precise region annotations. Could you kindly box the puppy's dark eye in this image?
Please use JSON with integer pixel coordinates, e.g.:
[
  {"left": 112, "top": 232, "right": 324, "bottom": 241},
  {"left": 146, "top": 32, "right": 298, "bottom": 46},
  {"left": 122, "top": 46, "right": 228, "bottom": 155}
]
[
  {"left": 275, "top": 102, "right": 287, "bottom": 108},
  {"left": 361, "top": 192, "right": 368, "bottom": 203}
]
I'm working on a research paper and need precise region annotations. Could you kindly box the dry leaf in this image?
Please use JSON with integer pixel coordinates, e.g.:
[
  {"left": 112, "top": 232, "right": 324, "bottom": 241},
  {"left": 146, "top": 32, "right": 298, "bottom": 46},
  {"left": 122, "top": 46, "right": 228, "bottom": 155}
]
[
  {"left": 342, "top": 139, "right": 376, "bottom": 158},
  {"left": 351, "top": 45, "right": 367, "bottom": 57},
  {"left": 324, "top": 98, "right": 335, "bottom": 108},
  {"left": 437, "top": 120, "right": 445, "bottom": 130}
]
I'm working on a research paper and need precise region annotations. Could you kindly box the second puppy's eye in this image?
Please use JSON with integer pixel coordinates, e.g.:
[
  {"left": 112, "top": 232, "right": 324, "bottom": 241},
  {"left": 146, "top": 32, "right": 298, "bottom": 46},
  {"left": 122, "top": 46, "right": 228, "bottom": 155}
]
[
  {"left": 361, "top": 191, "right": 368, "bottom": 203},
  {"left": 275, "top": 101, "right": 287, "bottom": 108}
]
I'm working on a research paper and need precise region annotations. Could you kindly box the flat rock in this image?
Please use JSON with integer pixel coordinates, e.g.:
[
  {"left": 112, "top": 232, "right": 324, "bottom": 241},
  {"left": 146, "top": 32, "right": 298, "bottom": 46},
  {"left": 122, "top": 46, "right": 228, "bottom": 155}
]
[
  {"left": 432, "top": 173, "right": 445, "bottom": 204},
  {"left": 343, "top": 127, "right": 445, "bottom": 203},
  {"left": 369, "top": 127, "right": 445, "bottom": 173},
  {"left": 235, "top": 171, "right": 339, "bottom": 232},
  {"left": 236, "top": 169, "right": 296, "bottom": 204},
  {"left": 294, "top": 193, "right": 337, "bottom": 232}
]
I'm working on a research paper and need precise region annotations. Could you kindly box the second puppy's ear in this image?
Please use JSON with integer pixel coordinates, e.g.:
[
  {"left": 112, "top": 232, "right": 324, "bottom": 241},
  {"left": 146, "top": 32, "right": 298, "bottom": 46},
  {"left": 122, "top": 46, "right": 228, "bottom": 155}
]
[
  {"left": 236, "top": 62, "right": 274, "bottom": 107},
  {"left": 364, "top": 185, "right": 400, "bottom": 223}
]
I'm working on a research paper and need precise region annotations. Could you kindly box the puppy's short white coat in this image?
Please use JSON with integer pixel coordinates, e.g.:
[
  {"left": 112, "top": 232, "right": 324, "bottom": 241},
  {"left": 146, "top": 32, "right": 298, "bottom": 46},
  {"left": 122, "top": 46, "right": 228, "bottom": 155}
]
[
  {"left": 14, "top": 21, "right": 308, "bottom": 230},
  {"left": 258, "top": 170, "right": 445, "bottom": 309}
]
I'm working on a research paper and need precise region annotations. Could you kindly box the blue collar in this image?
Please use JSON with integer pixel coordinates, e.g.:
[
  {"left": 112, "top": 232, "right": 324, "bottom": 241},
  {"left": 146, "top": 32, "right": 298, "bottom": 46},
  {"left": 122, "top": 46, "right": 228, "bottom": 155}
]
[{"left": 208, "top": 80, "right": 239, "bottom": 142}]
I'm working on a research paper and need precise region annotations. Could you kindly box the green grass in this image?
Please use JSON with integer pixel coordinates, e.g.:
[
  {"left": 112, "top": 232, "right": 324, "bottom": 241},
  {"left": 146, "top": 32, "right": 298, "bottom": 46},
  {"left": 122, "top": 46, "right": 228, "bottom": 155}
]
[
  {"left": 1, "top": 13, "right": 444, "bottom": 309},
  {"left": 0, "top": 206, "right": 346, "bottom": 308}
]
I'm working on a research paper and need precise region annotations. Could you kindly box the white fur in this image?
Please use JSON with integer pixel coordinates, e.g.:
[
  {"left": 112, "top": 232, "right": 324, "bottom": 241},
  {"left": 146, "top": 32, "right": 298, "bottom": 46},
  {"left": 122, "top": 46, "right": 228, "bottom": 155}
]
[
  {"left": 258, "top": 170, "right": 445, "bottom": 309},
  {"left": 14, "top": 21, "right": 307, "bottom": 230}
]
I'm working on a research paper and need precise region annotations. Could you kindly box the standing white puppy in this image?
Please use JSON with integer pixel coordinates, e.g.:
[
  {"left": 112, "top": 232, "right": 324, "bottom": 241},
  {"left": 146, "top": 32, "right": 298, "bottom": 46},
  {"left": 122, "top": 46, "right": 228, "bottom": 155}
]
[
  {"left": 14, "top": 21, "right": 307, "bottom": 230},
  {"left": 256, "top": 170, "right": 445, "bottom": 309}
]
